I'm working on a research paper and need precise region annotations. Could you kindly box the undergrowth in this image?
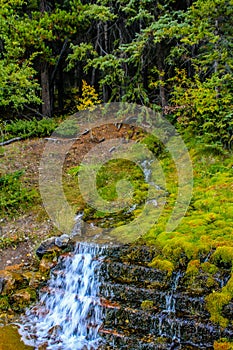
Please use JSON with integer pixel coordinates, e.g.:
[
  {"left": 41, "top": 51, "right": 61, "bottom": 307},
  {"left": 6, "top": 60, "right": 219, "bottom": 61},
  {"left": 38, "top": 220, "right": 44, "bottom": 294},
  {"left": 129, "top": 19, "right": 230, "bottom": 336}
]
[
  {"left": 1, "top": 117, "right": 58, "bottom": 142},
  {"left": 0, "top": 170, "right": 37, "bottom": 217}
]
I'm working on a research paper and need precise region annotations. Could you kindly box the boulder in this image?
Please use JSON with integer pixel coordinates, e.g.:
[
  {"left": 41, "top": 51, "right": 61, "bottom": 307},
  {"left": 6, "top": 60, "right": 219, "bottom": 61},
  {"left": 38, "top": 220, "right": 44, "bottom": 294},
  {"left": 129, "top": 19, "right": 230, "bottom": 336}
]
[
  {"left": 0, "top": 270, "right": 26, "bottom": 295},
  {"left": 36, "top": 235, "right": 70, "bottom": 259}
]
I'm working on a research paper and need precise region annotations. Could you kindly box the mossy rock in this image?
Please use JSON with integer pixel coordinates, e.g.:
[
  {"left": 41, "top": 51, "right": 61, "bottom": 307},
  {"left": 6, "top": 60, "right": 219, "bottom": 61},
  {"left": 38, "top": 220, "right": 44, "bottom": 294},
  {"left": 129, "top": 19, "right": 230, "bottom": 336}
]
[
  {"left": 211, "top": 247, "right": 233, "bottom": 269},
  {"left": 206, "top": 274, "right": 233, "bottom": 327},
  {"left": 0, "top": 296, "right": 10, "bottom": 311},
  {"left": 141, "top": 300, "right": 154, "bottom": 310},
  {"left": 214, "top": 339, "right": 233, "bottom": 349},
  {"left": 0, "top": 325, "right": 33, "bottom": 349},
  {"left": 0, "top": 270, "right": 27, "bottom": 295},
  {"left": 11, "top": 287, "right": 37, "bottom": 311},
  {"left": 148, "top": 258, "right": 174, "bottom": 276}
]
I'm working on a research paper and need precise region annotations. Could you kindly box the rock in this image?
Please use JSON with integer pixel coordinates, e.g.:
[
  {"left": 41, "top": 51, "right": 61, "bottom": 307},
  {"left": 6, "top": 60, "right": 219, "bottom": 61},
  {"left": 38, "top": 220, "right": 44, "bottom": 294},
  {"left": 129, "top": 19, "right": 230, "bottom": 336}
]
[
  {"left": 222, "top": 300, "right": 233, "bottom": 320},
  {"left": 12, "top": 289, "right": 31, "bottom": 303},
  {"left": 55, "top": 234, "right": 70, "bottom": 248},
  {"left": 36, "top": 237, "right": 56, "bottom": 258},
  {"left": 39, "top": 257, "right": 57, "bottom": 273},
  {"left": 36, "top": 235, "right": 70, "bottom": 259},
  {"left": 0, "top": 270, "right": 26, "bottom": 295},
  {"left": 23, "top": 271, "right": 46, "bottom": 288},
  {"left": 0, "top": 296, "right": 10, "bottom": 311},
  {"left": 11, "top": 288, "right": 37, "bottom": 311},
  {"left": 0, "top": 278, "right": 4, "bottom": 294},
  {"left": 99, "top": 245, "right": 232, "bottom": 349}
]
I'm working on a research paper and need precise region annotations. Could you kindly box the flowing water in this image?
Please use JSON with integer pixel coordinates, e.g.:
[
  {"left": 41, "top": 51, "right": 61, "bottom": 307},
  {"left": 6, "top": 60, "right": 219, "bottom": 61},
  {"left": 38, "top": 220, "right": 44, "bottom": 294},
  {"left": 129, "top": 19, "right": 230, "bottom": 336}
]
[{"left": 18, "top": 243, "right": 105, "bottom": 350}]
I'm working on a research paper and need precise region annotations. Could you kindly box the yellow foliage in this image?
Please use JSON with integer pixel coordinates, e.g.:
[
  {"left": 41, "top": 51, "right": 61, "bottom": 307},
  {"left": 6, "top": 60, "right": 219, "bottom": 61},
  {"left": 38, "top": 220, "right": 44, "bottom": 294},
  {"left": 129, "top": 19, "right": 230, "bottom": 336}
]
[
  {"left": 77, "top": 80, "right": 101, "bottom": 111},
  {"left": 214, "top": 340, "right": 233, "bottom": 350}
]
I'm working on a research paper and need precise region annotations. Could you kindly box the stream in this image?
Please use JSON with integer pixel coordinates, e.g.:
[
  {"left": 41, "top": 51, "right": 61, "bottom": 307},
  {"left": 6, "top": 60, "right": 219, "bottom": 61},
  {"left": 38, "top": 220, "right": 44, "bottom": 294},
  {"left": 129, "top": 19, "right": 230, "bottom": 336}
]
[{"left": 19, "top": 243, "right": 105, "bottom": 349}]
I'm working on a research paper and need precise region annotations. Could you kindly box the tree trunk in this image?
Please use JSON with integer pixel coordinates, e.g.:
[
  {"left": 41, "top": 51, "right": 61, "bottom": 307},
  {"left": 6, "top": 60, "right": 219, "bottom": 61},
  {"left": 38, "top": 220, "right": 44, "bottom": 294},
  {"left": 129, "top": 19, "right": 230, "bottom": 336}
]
[
  {"left": 41, "top": 61, "right": 51, "bottom": 117},
  {"left": 57, "top": 66, "right": 64, "bottom": 111}
]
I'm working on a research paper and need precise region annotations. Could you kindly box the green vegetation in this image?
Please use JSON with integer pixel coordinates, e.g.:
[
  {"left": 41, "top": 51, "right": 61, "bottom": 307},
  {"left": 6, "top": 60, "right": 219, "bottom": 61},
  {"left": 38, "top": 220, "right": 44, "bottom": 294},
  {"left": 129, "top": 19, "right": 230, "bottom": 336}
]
[
  {"left": 69, "top": 159, "right": 149, "bottom": 227},
  {"left": 141, "top": 300, "right": 154, "bottom": 310},
  {"left": 142, "top": 145, "right": 233, "bottom": 327},
  {"left": 148, "top": 258, "right": 174, "bottom": 276},
  {"left": 0, "top": 0, "right": 233, "bottom": 341},
  {"left": 0, "top": 0, "right": 232, "bottom": 152},
  {"left": 0, "top": 325, "right": 33, "bottom": 350},
  {"left": 53, "top": 118, "right": 79, "bottom": 138},
  {"left": 0, "top": 296, "right": 10, "bottom": 312},
  {"left": 0, "top": 170, "right": 37, "bottom": 217},
  {"left": 1, "top": 118, "right": 58, "bottom": 142}
]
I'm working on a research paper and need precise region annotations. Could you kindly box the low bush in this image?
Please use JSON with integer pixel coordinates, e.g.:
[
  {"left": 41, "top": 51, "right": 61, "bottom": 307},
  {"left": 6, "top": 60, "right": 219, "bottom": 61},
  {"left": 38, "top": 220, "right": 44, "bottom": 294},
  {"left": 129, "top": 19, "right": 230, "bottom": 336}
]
[{"left": 0, "top": 170, "right": 37, "bottom": 216}]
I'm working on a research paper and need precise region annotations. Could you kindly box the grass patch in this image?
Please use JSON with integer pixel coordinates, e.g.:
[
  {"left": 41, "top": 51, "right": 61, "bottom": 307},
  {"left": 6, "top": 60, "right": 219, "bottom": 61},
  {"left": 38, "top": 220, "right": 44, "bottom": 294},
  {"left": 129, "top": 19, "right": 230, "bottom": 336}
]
[
  {"left": 0, "top": 170, "right": 37, "bottom": 217},
  {"left": 1, "top": 117, "right": 58, "bottom": 142},
  {"left": 67, "top": 159, "right": 149, "bottom": 227}
]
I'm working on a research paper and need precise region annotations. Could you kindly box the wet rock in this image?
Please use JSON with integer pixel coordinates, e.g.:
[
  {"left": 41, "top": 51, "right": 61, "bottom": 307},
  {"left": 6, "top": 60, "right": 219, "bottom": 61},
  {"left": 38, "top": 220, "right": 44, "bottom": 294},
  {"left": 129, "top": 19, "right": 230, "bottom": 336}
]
[
  {"left": 55, "top": 234, "right": 70, "bottom": 248},
  {"left": 36, "top": 235, "right": 71, "bottom": 259},
  {"left": 98, "top": 245, "right": 232, "bottom": 349},
  {"left": 39, "top": 257, "right": 58, "bottom": 273},
  {"left": 0, "top": 270, "right": 26, "bottom": 295},
  {"left": 11, "top": 288, "right": 37, "bottom": 311},
  {"left": 12, "top": 289, "right": 31, "bottom": 303},
  {"left": 222, "top": 300, "right": 233, "bottom": 320},
  {"left": 27, "top": 271, "right": 47, "bottom": 289},
  {"left": 36, "top": 237, "right": 57, "bottom": 258},
  {"left": 0, "top": 278, "right": 4, "bottom": 294}
]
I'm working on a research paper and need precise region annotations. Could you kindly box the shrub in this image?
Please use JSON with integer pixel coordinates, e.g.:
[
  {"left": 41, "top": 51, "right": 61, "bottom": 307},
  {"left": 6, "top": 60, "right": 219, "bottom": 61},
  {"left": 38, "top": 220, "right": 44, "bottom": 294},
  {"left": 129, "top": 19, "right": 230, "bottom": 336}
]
[
  {"left": 2, "top": 117, "right": 58, "bottom": 141},
  {"left": 0, "top": 170, "right": 37, "bottom": 216}
]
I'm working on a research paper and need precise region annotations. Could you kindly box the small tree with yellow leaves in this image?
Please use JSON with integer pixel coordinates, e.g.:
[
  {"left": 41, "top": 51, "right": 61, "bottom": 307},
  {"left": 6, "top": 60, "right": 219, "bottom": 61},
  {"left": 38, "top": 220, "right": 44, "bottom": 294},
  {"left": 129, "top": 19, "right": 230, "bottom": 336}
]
[{"left": 77, "top": 80, "right": 101, "bottom": 111}]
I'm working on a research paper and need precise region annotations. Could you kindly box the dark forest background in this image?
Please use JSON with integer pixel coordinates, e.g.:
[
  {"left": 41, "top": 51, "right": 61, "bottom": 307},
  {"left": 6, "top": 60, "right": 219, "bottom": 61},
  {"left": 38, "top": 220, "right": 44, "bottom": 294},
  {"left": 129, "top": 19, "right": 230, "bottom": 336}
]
[{"left": 1, "top": 0, "right": 233, "bottom": 148}]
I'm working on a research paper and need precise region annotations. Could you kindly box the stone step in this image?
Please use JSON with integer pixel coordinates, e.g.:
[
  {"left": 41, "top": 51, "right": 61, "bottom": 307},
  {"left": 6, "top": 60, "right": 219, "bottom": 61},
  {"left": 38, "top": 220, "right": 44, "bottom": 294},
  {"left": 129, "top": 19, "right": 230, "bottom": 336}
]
[
  {"left": 100, "top": 282, "right": 207, "bottom": 318},
  {"left": 102, "top": 306, "right": 221, "bottom": 348},
  {"left": 100, "top": 261, "right": 168, "bottom": 287},
  {"left": 98, "top": 328, "right": 213, "bottom": 350}
]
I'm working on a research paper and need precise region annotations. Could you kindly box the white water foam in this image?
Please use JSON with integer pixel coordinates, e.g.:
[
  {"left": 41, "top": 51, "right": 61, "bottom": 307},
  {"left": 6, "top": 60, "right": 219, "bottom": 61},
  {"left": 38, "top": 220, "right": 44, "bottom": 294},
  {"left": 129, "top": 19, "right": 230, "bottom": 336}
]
[{"left": 18, "top": 243, "right": 105, "bottom": 350}]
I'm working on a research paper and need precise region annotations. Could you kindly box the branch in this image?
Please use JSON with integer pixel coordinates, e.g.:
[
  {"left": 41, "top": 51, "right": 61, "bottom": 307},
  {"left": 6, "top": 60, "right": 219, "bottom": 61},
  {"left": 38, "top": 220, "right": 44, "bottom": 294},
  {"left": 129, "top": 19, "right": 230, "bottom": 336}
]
[
  {"left": 24, "top": 105, "right": 47, "bottom": 119},
  {"left": 0, "top": 137, "right": 23, "bottom": 146}
]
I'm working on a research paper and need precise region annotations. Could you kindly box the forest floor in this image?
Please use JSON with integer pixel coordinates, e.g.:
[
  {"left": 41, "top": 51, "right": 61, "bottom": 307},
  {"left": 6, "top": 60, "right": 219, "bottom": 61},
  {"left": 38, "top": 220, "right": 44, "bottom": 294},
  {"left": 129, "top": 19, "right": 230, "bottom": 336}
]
[{"left": 0, "top": 124, "right": 137, "bottom": 270}]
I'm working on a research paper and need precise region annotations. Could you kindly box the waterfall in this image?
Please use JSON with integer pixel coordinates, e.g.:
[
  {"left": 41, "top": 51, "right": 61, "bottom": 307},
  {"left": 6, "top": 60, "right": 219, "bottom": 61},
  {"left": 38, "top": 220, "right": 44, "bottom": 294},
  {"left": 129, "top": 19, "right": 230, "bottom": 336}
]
[
  {"left": 18, "top": 243, "right": 105, "bottom": 350},
  {"left": 158, "top": 271, "right": 182, "bottom": 342}
]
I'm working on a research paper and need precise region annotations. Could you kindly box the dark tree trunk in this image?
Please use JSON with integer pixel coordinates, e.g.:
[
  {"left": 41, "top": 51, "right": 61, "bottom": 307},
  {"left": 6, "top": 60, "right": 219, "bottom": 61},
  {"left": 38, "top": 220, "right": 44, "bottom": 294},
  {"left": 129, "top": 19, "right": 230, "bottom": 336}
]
[
  {"left": 57, "top": 66, "right": 64, "bottom": 111},
  {"left": 41, "top": 61, "right": 51, "bottom": 117}
]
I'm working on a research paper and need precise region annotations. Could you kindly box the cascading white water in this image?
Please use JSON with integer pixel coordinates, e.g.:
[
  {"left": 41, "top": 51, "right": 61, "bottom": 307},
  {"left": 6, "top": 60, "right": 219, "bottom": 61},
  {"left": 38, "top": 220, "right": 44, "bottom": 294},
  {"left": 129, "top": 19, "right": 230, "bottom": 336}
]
[{"left": 18, "top": 243, "right": 105, "bottom": 350}]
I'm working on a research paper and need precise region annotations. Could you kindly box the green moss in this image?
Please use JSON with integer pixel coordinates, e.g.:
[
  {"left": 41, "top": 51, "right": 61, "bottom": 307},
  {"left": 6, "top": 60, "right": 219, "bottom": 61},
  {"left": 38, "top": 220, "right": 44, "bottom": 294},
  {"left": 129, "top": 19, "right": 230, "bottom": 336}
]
[
  {"left": 201, "top": 262, "right": 219, "bottom": 274},
  {"left": 148, "top": 258, "right": 174, "bottom": 276},
  {"left": 0, "top": 325, "right": 33, "bottom": 349},
  {"left": 186, "top": 260, "right": 200, "bottom": 276},
  {"left": 141, "top": 300, "right": 154, "bottom": 310},
  {"left": 206, "top": 274, "right": 233, "bottom": 327},
  {"left": 211, "top": 247, "right": 233, "bottom": 269},
  {"left": 25, "top": 287, "right": 37, "bottom": 301},
  {"left": 141, "top": 134, "right": 163, "bottom": 155},
  {"left": 0, "top": 296, "right": 10, "bottom": 311}
]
